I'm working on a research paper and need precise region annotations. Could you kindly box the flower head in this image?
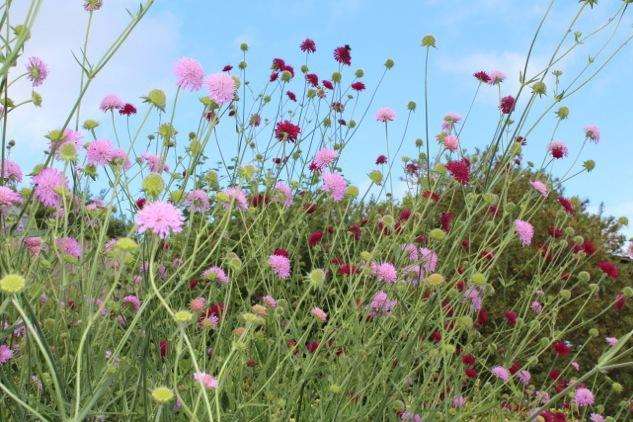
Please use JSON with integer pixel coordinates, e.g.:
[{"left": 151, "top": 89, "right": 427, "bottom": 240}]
[
  {"left": 446, "top": 158, "right": 470, "bottom": 185},
  {"left": 135, "top": 201, "right": 184, "bottom": 239},
  {"left": 1, "top": 160, "right": 23, "bottom": 183},
  {"left": 300, "top": 38, "right": 317, "bottom": 53},
  {"left": 174, "top": 57, "right": 204, "bottom": 91},
  {"left": 333, "top": 45, "right": 352, "bottom": 65},
  {"left": 530, "top": 180, "right": 548, "bottom": 198},
  {"left": 100, "top": 94, "right": 124, "bottom": 112},
  {"left": 573, "top": 387, "right": 594, "bottom": 407},
  {"left": 0, "top": 186, "right": 21, "bottom": 209},
  {"left": 321, "top": 171, "right": 347, "bottom": 202},
  {"left": 33, "top": 167, "right": 68, "bottom": 208},
  {"left": 193, "top": 372, "right": 218, "bottom": 390},
  {"left": 185, "top": 189, "right": 210, "bottom": 213},
  {"left": 0, "top": 344, "right": 13, "bottom": 364},
  {"left": 140, "top": 152, "right": 169, "bottom": 173},
  {"left": 489, "top": 70, "right": 506, "bottom": 84},
  {"left": 274, "top": 120, "right": 301, "bottom": 142},
  {"left": 122, "top": 295, "right": 141, "bottom": 312},
  {"left": 584, "top": 125, "right": 600, "bottom": 143},
  {"left": 205, "top": 72, "right": 235, "bottom": 104},
  {"left": 311, "top": 307, "right": 327, "bottom": 322},
  {"left": 491, "top": 366, "right": 510, "bottom": 382},
  {"left": 224, "top": 186, "right": 248, "bottom": 210},
  {"left": 514, "top": 219, "right": 534, "bottom": 246},
  {"left": 311, "top": 148, "right": 338, "bottom": 171},
  {"left": 369, "top": 290, "right": 397, "bottom": 317},
  {"left": 55, "top": 237, "right": 82, "bottom": 259},
  {"left": 202, "top": 266, "right": 229, "bottom": 284},
  {"left": 274, "top": 181, "right": 293, "bottom": 207},
  {"left": 375, "top": 107, "right": 396, "bottom": 122},
  {"left": 268, "top": 253, "right": 291, "bottom": 279},
  {"left": 371, "top": 262, "right": 397, "bottom": 283},
  {"left": 499, "top": 95, "right": 516, "bottom": 114},
  {"left": 26, "top": 57, "right": 48, "bottom": 86},
  {"left": 443, "top": 135, "right": 459, "bottom": 152},
  {"left": 86, "top": 139, "right": 114, "bottom": 166},
  {"left": 0, "top": 274, "right": 25, "bottom": 294},
  {"left": 548, "top": 141, "right": 568, "bottom": 159}
]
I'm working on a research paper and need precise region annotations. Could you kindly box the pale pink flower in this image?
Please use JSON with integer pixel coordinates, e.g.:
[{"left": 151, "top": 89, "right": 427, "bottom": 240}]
[
  {"left": 369, "top": 290, "right": 397, "bottom": 317},
  {"left": 371, "top": 262, "right": 397, "bottom": 283},
  {"left": 573, "top": 387, "right": 594, "bottom": 407},
  {"left": 627, "top": 241, "right": 633, "bottom": 259},
  {"left": 190, "top": 297, "right": 206, "bottom": 312},
  {"left": 274, "top": 181, "right": 293, "bottom": 207},
  {"left": 174, "top": 57, "right": 204, "bottom": 91},
  {"left": 0, "top": 344, "right": 13, "bottom": 364},
  {"left": 26, "top": 57, "right": 48, "bottom": 86},
  {"left": 530, "top": 180, "right": 548, "bottom": 198},
  {"left": 268, "top": 254, "right": 291, "bottom": 279},
  {"left": 55, "top": 236, "right": 82, "bottom": 259},
  {"left": 100, "top": 94, "right": 124, "bottom": 112},
  {"left": 311, "top": 307, "right": 328, "bottom": 322},
  {"left": 110, "top": 148, "right": 131, "bottom": 169},
  {"left": 262, "top": 295, "right": 277, "bottom": 309},
  {"left": 465, "top": 287, "right": 482, "bottom": 311},
  {"left": 193, "top": 372, "right": 218, "bottom": 390},
  {"left": 514, "top": 219, "right": 534, "bottom": 247},
  {"left": 443, "top": 135, "right": 459, "bottom": 152},
  {"left": 86, "top": 139, "right": 114, "bottom": 165},
  {"left": 375, "top": 107, "right": 396, "bottom": 122},
  {"left": 24, "top": 237, "right": 44, "bottom": 255},
  {"left": 605, "top": 337, "right": 618, "bottom": 347},
  {"left": 135, "top": 201, "right": 184, "bottom": 239},
  {"left": 590, "top": 413, "right": 605, "bottom": 422},
  {"left": 452, "top": 396, "right": 466, "bottom": 408},
  {"left": 140, "top": 152, "right": 169, "bottom": 173},
  {"left": 205, "top": 72, "right": 235, "bottom": 104},
  {"left": 531, "top": 300, "right": 542, "bottom": 314},
  {"left": 122, "top": 295, "right": 141, "bottom": 312},
  {"left": 0, "top": 186, "right": 21, "bottom": 209},
  {"left": 33, "top": 167, "right": 67, "bottom": 208},
  {"left": 202, "top": 266, "right": 229, "bottom": 284},
  {"left": 442, "top": 112, "right": 462, "bottom": 131},
  {"left": 517, "top": 370, "right": 531, "bottom": 385},
  {"left": 321, "top": 171, "right": 347, "bottom": 202},
  {"left": 571, "top": 361, "right": 580, "bottom": 371},
  {"left": 488, "top": 70, "right": 506, "bottom": 84},
  {"left": 186, "top": 189, "right": 210, "bottom": 213},
  {"left": 491, "top": 366, "right": 510, "bottom": 382},
  {"left": 312, "top": 147, "right": 338, "bottom": 170},
  {"left": 199, "top": 315, "right": 219, "bottom": 329},
  {"left": 224, "top": 186, "right": 248, "bottom": 210},
  {"left": 584, "top": 125, "right": 600, "bottom": 143},
  {"left": 1, "top": 160, "right": 23, "bottom": 182}
]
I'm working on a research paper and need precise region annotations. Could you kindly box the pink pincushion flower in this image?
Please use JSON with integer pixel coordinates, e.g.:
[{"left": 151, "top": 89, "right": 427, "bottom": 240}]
[
  {"left": 321, "top": 171, "right": 347, "bottom": 202},
  {"left": 605, "top": 337, "right": 618, "bottom": 347},
  {"left": 517, "top": 370, "right": 531, "bottom": 385},
  {"left": 135, "top": 201, "right": 184, "bottom": 239},
  {"left": 262, "top": 295, "right": 277, "bottom": 309},
  {"left": 514, "top": 219, "right": 534, "bottom": 247},
  {"left": 548, "top": 141, "right": 568, "bottom": 159},
  {"left": 33, "top": 167, "right": 68, "bottom": 208},
  {"left": 100, "top": 94, "right": 124, "bottom": 112},
  {"left": 190, "top": 297, "right": 206, "bottom": 312},
  {"left": 224, "top": 186, "right": 248, "bottom": 210},
  {"left": 205, "top": 72, "right": 235, "bottom": 104},
  {"left": 110, "top": 148, "right": 131, "bottom": 169},
  {"left": 26, "top": 56, "right": 48, "bottom": 86},
  {"left": 55, "top": 236, "right": 82, "bottom": 259},
  {"left": 202, "top": 266, "right": 229, "bottom": 284},
  {"left": 442, "top": 112, "right": 462, "bottom": 131},
  {"left": 174, "top": 57, "right": 204, "bottom": 91},
  {"left": 573, "top": 387, "right": 594, "bottom": 407},
  {"left": 491, "top": 366, "right": 510, "bottom": 382},
  {"left": 531, "top": 300, "right": 542, "bottom": 314},
  {"left": 530, "top": 180, "right": 548, "bottom": 198},
  {"left": 86, "top": 139, "right": 114, "bottom": 165},
  {"left": 452, "top": 396, "right": 466, "bottom": 408},
  {"left": 122, "top": 295, "right": 141, "bottom": 312},
  {"left": 140, "top": 153, "right": 169, "bottom": 173},
  {"left": 443, "top": 135, "right": 459, "bottom": 152},
  {"left": 1, "top": 160, "right": 23, "bottom": 182},
  {"left": 584, "top": 125, "right": 600, "bottom": 143},
  {"left": 369, "top": 290, "right": 397, "bottom": 317},
  {"left": 312, "top": 147, "right": 338, "bottom": 170},
  {"left": 590, "top": 414, "right": 605, "bottom": 422},
  {"left": 488, "top": 70, "right": 506, "bottom": 84},
  {"left": 0, "top": 344, "right": 13, "bottom": 364},
  {"left": 186, "top": 189, "right": 210, "bottom": 213},
  {"left": 571, "top": 361, "right": 580, "bottom": 371},
  {"left": 375, "top": 107, "right": 396, "bottom": 122},
  {"left": 311, "top": 307, "right": 327, "bottom": 322},
  {"left": 0, "top": 186, "right": 21, "bottom": 208},
  {"left": 193, "top": 372, "right": 218, "bottom": 390},
  {"left": 371, "top": 262, "right": 397, "bottom": 283},
  {"left": 268, "top": 253, "right": 291, "bottom": 279},
  {"left": 465, "top": 287, "right": 482, "bottom": 311},
  {"left": 24, "top": 237, "right": 43, "bottom": 255},
  {"left": 274, "top": 181, "right": 293, "bottom": 207}
]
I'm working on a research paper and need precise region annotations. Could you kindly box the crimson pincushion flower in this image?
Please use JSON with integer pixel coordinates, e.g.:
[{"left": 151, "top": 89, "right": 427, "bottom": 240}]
[
  {"left": 274, "top": 120, "right": 301, "bottom": 142},
  {"left": 300, "top": 38, "right": 316, "bottom": 53},
  {"left": 499, "top": 95, "right": 516, "bottom": 114},
  {"left": 333, "top": 45, "right": 352, "bottom": 65},
  {"left": 552, "top": 340, "right": 571, "bottom": 357},
  {"left": 597, "top": 260, "right": 619, "bottom": 279},
  {"left": 351, "top": 81, "right": 365, "bottom": 91},
  {"left": 174, "top": 57, "right": 204, "bottom": 91},
  {"left": 119, "top": 103, "right": 137, "bottom": 116},
  {"left": 445, "top": 158, "right": 470, "bottom": 185},
  {"left": 548, "top": 141, "right": 568, "bottom": 159},
  {"left": 557, "top": 196, "right": 574, "bottom": 214},
  {"left": 306, "top": 73, "right": 319, "bottom": 87},
  {"left": 205, "top": 72, "right": 235, "bottom": 104},
  {"left": 135, "top": 200, "right": 184, "bottom": 239},
  {"left": 473, "top": 70, "right": 491, "bottom": 83},
  {"left": 308, "top": 230, "right": 323, "bottom": 247}
]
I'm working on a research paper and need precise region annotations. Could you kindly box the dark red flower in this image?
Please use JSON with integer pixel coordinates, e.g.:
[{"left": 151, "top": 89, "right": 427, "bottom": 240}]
[
  {"left": 548, "top": 369, "right": 561, "bottom": 380},
  {"left": 440, "top": 212, "right": 454, "bottom": 232},
  {"left": 273, "top": 248, "right": 289, "bottom": 258},
  {"left": 405, "top": 163, "right": 419, "bottom": 175},
  {"left": 474, "top": 70, "right": 491, "bottom": 83},
  {"left": 422, "top": 190, "right": 440, "bottom": 202},
  {"left": 351, "top": 81, "right": 365, "bottom": 91},
  {"left": 338, "top": 263, "right": 359, "bottom": 276},
  {"left": 306, "top": 341, "right": 320, "bottom": 353},
  {"left": 476, "top": 308, "right": 488, "bottom": 326},
  {"left": 270, "top": 71, "right": 279, "bottom": 82},
  {"left": 306, "top": 73, "right": 319, "bottom": 87},
  {"left": 304, "top": 203, "right": 317, "bottom": 214},
  {"left": 274, "top": 120, "right": 301, "bottom": 142},
  {"left": 159, "top": 339, "right": 169, "bottom": 359},
  {"left": 136, "top": 197, "right": 146, "bottom": 209},
  {"left": 509, "top": 361, "right": 521, "bottom": 375},
  {"left": 271, "top": 58, "right": 285, "bottom": 71},
  {"left": 322, "top": 80, "right": 334, "bottom": 90},
  {"left": 430, "top": 330, "right": 442, "bottom": 343},
  {"left": 597, "top": 260, "right": 619, "bottom": 279},
  {"left": 286, "top": 91, "right": 297, "bottom": 102},
  {"left": 348, "top": 224, "right": 361, "bottom": 240},
  {"left": 504, "top": 310, "right": 517, "bottom": 326},
  {"left": 552, "top": 341, "right": 571, "bottom": 357},
  {"left": 300, "top": 38, "right": 317, "bottom": 53},
  {"left": 557, "top": 197, "right": 574, "bottom": 215},
  {"left": 222, "top": 64, "right": 233, "bottom": 72},
  {"left": 119, "top": 103, "right": 137, "bottom": 116},
  {"left": 464, "top": 367, "right": 478, "bottom": 379},
  {"left": 548, "top": 226, "right": 563, "bottom": 238},
  {"left": 461, "top": 353, "right": 476, "bottom": 366},
  {"left": 308, "top": 231, "right": 323, "bottom": 247},
  {"left": 615, "top": 293, "right": 626, "bottom": 311},
  {"left": 499, "top": 95, "right": 516, "bottom": 114},
  {"left": 375, "top": 154, "right": 387, "bottom": 165},
  {"left": 333, "top": 45, "right": 352, "bottom": 65},
  {"left": 446, "top": 158, "right": 471, "bottom": 185},
  {"left": 399, "top": 208, "right": 412, "bottom": 221}
]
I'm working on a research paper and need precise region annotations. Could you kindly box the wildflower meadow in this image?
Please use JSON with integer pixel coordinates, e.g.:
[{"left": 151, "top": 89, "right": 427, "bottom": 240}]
[{"left": 1, "top": 0, "right": 633, "bottom": 420}]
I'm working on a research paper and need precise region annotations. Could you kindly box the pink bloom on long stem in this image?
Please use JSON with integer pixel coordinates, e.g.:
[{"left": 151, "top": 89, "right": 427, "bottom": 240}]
[
  {"left": 488, "top": 70, "right": 506, "bottom": 84},
  {"left": 24, "top": 237, "right": 44, "bottom": 255},
  {"left": 174, "top": 57, "right": 204, "bottom": 91},
  {"left": 26, "top": 57, "right": 48, "bottom": 86},
  {"left": 311, "top": 307, "right": 327, "bottom": 322},
  {"left": 605, "top": 337, "right": 618, "bottom": 347},
  {"left": 548, "top": 141, "right": 568, "bottom": 159},
  {"left": 202, "top": 266, "right": 229, "bottom": 284},
  {"left": 590, "top": 414, "right": 605, "bottom": 422},
  {"left": 584, "top": 125, "right": 600, "bottom": 143},
  {"left": 452, "top": 396, "right": 466, "bottom": 408},
  {"left": 186, "top": 189, "right": 210, "bottom": 213},
  {"left": 375, "top": 107, "right": 396, "bottom": 122},
  {"left": 517, "top": 370, "right": 531, "bottom": 385},
  {"left": 190, "top": 297, "right": 206, "bottom": 312},
  {"left": 33, "top": 167, "right": 68, "bottom": 208},
  {"left": 274, "top": 181, "right": 293, "bottom": 207},
  {"left": 371, "top": 262, "right": 397, "bottom": 283},
  {"left": 110, "top": 148, "right": 131, "bottom": 169},
  {"left": 514, "top": 219, "right": 534, "bottom": 247},
  {"left": 122, "top": 295, "right": 141, "bottom": 312},
  {"left": 1, "top": 160, "right": 23, "bottom": 182},
  {"left": 86, "top": 139, "right": 115, "bottom": 165},
  {"left": 312, "top": 147, "right": 338, "bottom": 170},
  {"left": 224, "top": 186, "right": 248, "bottom": 210},
  {"left": 140, "top": 153, "right": 169, "bottom": 173},
  {"left": 530, "top": 180, "right": 549, "bottom": 198},
  {"left": 321, "top": 171, "right": 347, "bottom": 202},
  {"left": 55, "top": 236, "right": 83, "bottom": 259},
  {"left": 442, "top": 112, "right": 462, "bottom": 131},
  {"left": 268, "top": 253, "right": 291, "bottom": 279},
  {"left": 491, "top": 366, "right": 510, "bottom": 382},
  {"left": 100, "top": 94, "right": 124, "bottom": 112},
  {"left": 369, "top": 290, "right": 397, "bottom": 317},
  {"left": 135, "top": 201, "right": 184, "bottom": 239},
  {"left": 205, "top": 72, "right": 235, "bottom": 104},
  {"left": 531, "top": 300, "right": 542, "bottom": 314},
  {"left": 193, "top": 372, "right": 218, "bottom": 390},
  {"left": 0, "top": 344, "right": 13, "bottom": 364},
  {"left": 262, "top": 295, "right": 277, "bottom": 309},
  {"left": 443, "top": 135, "right": 459, "bottom": 152},
  {"left": 573, "top": 387, "right": 594, "bottom": 407},
  {"left": 0, "top": 186, "right": 22, "bottom": 209}
]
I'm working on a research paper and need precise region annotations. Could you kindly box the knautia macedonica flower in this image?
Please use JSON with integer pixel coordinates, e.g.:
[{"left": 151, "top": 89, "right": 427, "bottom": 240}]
[
  {"left": 443, "top": 135, "right": 459, "bottom": 151},
  {"left": 140, "top": 152, "right": 169, "bottom": 173},
  {"left": 321, "top": 171, "right": 347, "bottom": 202},
  {"left": 135, "top": 201, "right": 184, "bottom": 239},
  {"left": 375, "top": 107, "right": 396, "bottom": 122},
  {"left": 23, "top": 237, "right": 44, "bottom": 255},
  {"left": 274, "top": 120, "right": 301, "bottom": 142},
  {"left": 300, "top": 38, "right": 317, "bottom": 53},
  {"left": 517, "top": 369, "right": 531, "bottom": 385},
  {"left": 548, "top": 141, "right": 568, "bottom": 159},
  {"left": 205, "top": 72, "right": 235, "bottom": 104},
  {"left": 488, "top": 69, "right": 506, "bottom": 84},
  {"left": 268, "top": 253, "right": 290, "bottom": 279},
  {"left": 530, "top": 180, "right": 549, "bottom": 198},
  {"left": 369, "top": 290, "right": 397, "bottom": 317},
  {"left": 100, "top": 94, "right": 124, "bottom": 112},
  {"left": 174, "top": 57, "right": 204, "bottom": 91},
  {"left": 573, "top": 387, "right": 594, "bottom": 407},
  {"left": 55, "top": 237, "right": 83, "bottom": 259},
  {"left": 193, "top": 372, "right": 218, "bottom": 390},
  {"left": 0, "top": 186, "right": 22, "bottom": 209},
  {"left": 499, "top": 95, "right": 516, "bottom": 114},
  {"left": 584, "top": 124, "right": 600, "bottom": 143},
  {"left": 333, "top": 45, "right": 352, "bottom": 65},
  {"left": 26, "top": 57, "right": 48, "bottom": 86},
  {"left": 122, "top": 295, "right": 141, "bottom": 312},
  {"left": 223, "top": 186, "right": 248, "bottom": 210},
  {"left": 262, "top": 295, "right": 277, "bottom": 309},
  {"left": 514, "top": 219, "right": 534, "bottom": 246},
  {"left": 32, "top": 167, "right": 68, "bottom": 208},
  {"left": 442, "top": 112, "right": 462, "bottom": 131},
  {"left": 86, "top": 139, "right": 115, "bottom": 166},
  {"left": 185, "top": 189, "right": 210, "bottom": 213}
]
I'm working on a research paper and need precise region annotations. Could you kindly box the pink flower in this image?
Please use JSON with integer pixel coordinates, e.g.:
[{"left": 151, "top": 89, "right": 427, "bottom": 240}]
[
  {"left": 0, "top": 344, "right": 13, "bottom": 364},
  {"left": 202, "top": 266, "right": 229, "bottom": 284},
  {"left": 24, "top": 237, "right": 43, "bottom": 255},
  {"left": 443, "top": 135, "right": 459, "bottom": 151},
  {"left": 0, "top": 186, "right": 21, "bottom": 209},
  {"left": 86, "top": 139, "right": 114, "bottom": 165},
  {"left": 369, "top": 290, "right": 397, "bottom": 317},
  {"left": 193, "top": 372, "right": 218, "bottom": 390},
  {"left": 605, "top": 337, "right": 618, "bottom": 347},
  {"left": 491, "top": 366, "right": 510, "bottom": 382},
  {"left": 274, "top": 181, "right": 293, "bottom": 207},
  {"left": 185, "top": 189, "right": 210, "bottom": 213},
  {"left": 590, "top": 413, "right": 605, "bottom": 422},
  {"left": 531, "top": 300, "right": 542, "bottom": 314},
  {"left": 321, "top": 171, "right": 347, "bottom": 202},
  {"left": 33, "top": 167, "right": 68, "bottom": 208},
  {"left": 190, "top": 297, "right": 206, "bottom": 312},
  {"left": 110, "top": 148, "right": 131, "bottom": 169},
  {"left": 571, "top": 361, "right": 580, "bottom": 371},
  {"left": 375, "top": 107, "right": 396, "bottom": 122},
  {"left": 55, "top": 236, "right": 83, "bottom": 259},
  {"left": 371, "top": 262, "right": 397, "bottom": 283},
  {"left": 442, "top": 112, "right": 462, "bottom": 131},
  {"left": 100, "top": 94, "right": 124, "bottom": 112},
  {"left": 548, "top": 141, "right": 568, "bottom": 159},
  {"left": 268, "top": 253, "right": 291, "bottom": 279},
  {"left": 517, "top": 370, "right": 531, "bottom": 385},
  {"left": 224, "top": 187, "right": 248, "bottom": 210},
  {"left": 311, "top": 307, "right": 327, "bottom": 322},
  {"left": 122, "top": 295, "right": 141, "bottom": 312},
  {"left": 205, "top": 72, "right": 235, "bottom": 104},
  {"left": 26, "top": 57, "right": 48, "bottom": 86},
  {"left": 135, "top": 201, "right": 184, "bottom": 239},
  {"left": 573, "top": 387, "right": 594, "bottom": 407},
  {"left": 584, "top": 125, "right": 600, "bottom": 143},
  {"left": 530, "top": 180, "right": 548, "bottom": 198},
  {"left": 262, "top": 295, "right": 277, "bottom": 309},
  {"left": 488, "top": 70, "right": 506, "bottom": 84},
  {"left": 174, "top": 57, "right": 204, "bottom": 91},
  {"left": 140, "top": 153, "right": 169, "bottom": 173},
  {"left": 514, "top": 219, "right": 534, "bottom": 247},
  {"left": 311, "top": 147, "right": 338, "bottom": 170},
  {"left": 452, "top": 396, "right": 466, "bottom": 408},
  {"left": 1, "top": 160, "right": 23, "bottom": 182}
]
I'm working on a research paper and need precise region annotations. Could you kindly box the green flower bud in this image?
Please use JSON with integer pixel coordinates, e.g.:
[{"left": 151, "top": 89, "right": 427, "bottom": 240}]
[
  {"left": 32, "top": 91, "right": 42, "bottom": 107},
  {"left": 368, "top": 170, "right": 383, "bottom": 185},
  {"left": 242, "top": 312, "right": 265, "bottom": 326},
  {"left": 384, "top": 58, "right": 394, "bottom": 69},
  {"left": 115, "top": 237, "right": 138, "bottom": 252},
  {"left": 573, "top": 235, "right": 584, "bottom": 245},
  {"left": 407, "top": 101, "right": 417, "bottom": 111},
  {"left": 345, "top": 185, "right": 359, "bottom": 198},
  {"left": 611, "top": 382, "right": 623, "bottom": 393},
  {"left": 329, "top": 384, "right": 343, "bottom": 394},
  {"left": 578, "top": 271, "right": 590, "bottom": 282},
  {"left": 426, "top": 273, "right": 445, "bottom": 287},
  {"left": 0, "top": 274, "right": 26, "bottom": 294},
  {"left": 556, "top": 106, "right": 570, "bottom": 119},
  {"left": 457, "top": 315, "right": 473, "bottom": 329},
  {"left": 240, "top": 42, "right": 248, "bottom": 52},
  {"left": 470, "top": 272, "right": 486, "bottom": 285},
  {"left": 583, "top": 160, "right": 595, "bottom": 172},
  {"left": 159, "top": 123, "right": 177, "bottom": 140},
  {"left": 143, "top": 89, "right": 166, "bottom": 111},
  {"left": 308, "top": 268, "right": 326, "bottom": 289},
  {"left": 559, "top": 289, "right": 571, "bottom": 300},
  {"left": 151, "top": 387, "right": 174, "bottom": 404},
  {"left": 142, "top": 173, "right": 164, "bottom": 198},
  {"left": 381, "top": 215, "right": 395, "bottom": 228},
  {"left": 59, "top": 142, "right": 77, "bottom": 162},
  {"left": 429, "top": 228, "right": 446, "bottom": 241},
  {"left": 415, "top": 138, "right": 423, "bottom": 147},
  {"left": 332, "top": 72, "right": 342, "bottom": 83},
  {"left": 483, "top": 193, "right": 498, "bottom": 204},
  {"left": 589, "top": 328, "right": 599, "bottom": 337},
  {"left": 532, "top": 81, "right": 547, "bottom": 96},
  {"left": 174, "top": 310, "right": 193, "bottom": 323},
  {"left": 280, "top": 70, "right": 292, "bottom": 82},
  {"left": 83, "top": 119, "right": 99, "bottom": 130},
  {"left": 421, "top": 35, "right": 436, "bottom": 48},
  {"left": 617, "top": 216, "right": 628, "bottom": 226}
]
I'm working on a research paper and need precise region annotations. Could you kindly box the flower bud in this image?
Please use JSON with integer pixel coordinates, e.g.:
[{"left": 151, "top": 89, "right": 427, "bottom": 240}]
[
  {"left": 240, "top": 42, "right": 248, "bottom": 52},
  {"left": 470, "top": 272, "right": 486, "bottom": 285},
  {"left": 589, "top": 328, "right": 599, "bottom": 337},
  {"left": 142, "top": 173, "right": 164, "bottom": 198},
  {"left": 308, "top": 268, "right": 326, "bottom": 289},
  {"left": 368, "top": 170, "right": 383, "bottom": 185},
  {"left": 421, "top": 35, "right": 436, "bottom": 48},
  {"left": 0, "top": 274, "right": 25, "bottom": 294},
  {"left": 556, "top": 106, "right": 569, "bottom": 119},
  {"left": 143, "top": 89, "right": 166, "bottom": 111},
  {"left": 384, "top": 58, "right": 394, "bottom": 69},
  {"left": 426, "top": 273, "right": 445, "bottom": 287},
  {"left": 532, "top": 81, "right": 546, "bottom": 96},
  {"left": 559, "top": 289, "right": 571, "bottom": 300},
  {"left": 174, "top": 310, "right": 193, "bottom": 324},
  {"left": 407, "top": 101, "right": 417, "bottom": 111},
  {"left": 578, "top": 271, "right": 590, "bottom": 282},
  {"left": 583, "top": 160, "right": 595, "bottom": 172},
  {"left": 355, "top": 68, "right": 364, "bottom": 78},
  {"left": 429, "top": 228, "right": 446, "bottom": 241}
]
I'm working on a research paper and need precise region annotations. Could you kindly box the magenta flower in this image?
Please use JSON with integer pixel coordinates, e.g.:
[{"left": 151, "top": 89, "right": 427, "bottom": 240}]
[
  {"left": 33, "top": 167, "right": 68, "bottom": 208},
  {"left": 452, "top": 396, "right": 466, "bottom": 408},
  {"left": 193, "top": 372, "right": 218, "bottom": 390},
  {"left": 311, "top": 307, "right": 328, "bottom": 322},
  {"left": 584, "top": 125, "right": 600, "bottom": 143},
  {"left": 140, "top": 153, "right": 169, "bottom": 173},
  {"left": 605, "top": 337, "right": 618, "bottom": 347},
  {"left": 530, "top": 180, "right": 548, "bottom": 198},
  {"left": 371, "top": 262, "right": 397, "bottom": 284},
  {"left": 205, "top": 72, "right": 235, "bottom": 104},
  {"left": 224, "top": 186, "right": 248, "bottom": 210},
  {"left": 100, "top": 94, "right": 124, "bottom": 112},
  {"left": 174, "top": 57, "right": 204, "bottom": 91},
  {"left": 274, "top": 181, "right": 293, "bottom": 207},
  {"left": 0, "top": 344, "right": 13, "bottom": 364},
  {"left": 375, "top": 107, "right": 396, "bottom": 122},
  {"left": 0, "top": 186, "right": 22, "bottom": 209},
  {"left": 517, "top": 370, "right": 531, "bottom": 385},
  {"left": 514, "top": 219, "right": 534, "bottom": 247},
  {"left": 531, "top": 300, "right": 542, "bottom": 314},
  {"left": 311, "top": 147, "right": 338, "bottom": 170},
  {"left": 1, "top": 160, "right": 23, "bottom": 183},
  {"left": 573, "top": 387, "right": 594, "bottom": 407},
  {"left": 491, "top": 365, "right": 510, "bottom": 382},
  {"left": 499, "top": 95, "right": 516, "bottom": 114},
  {"left": 135, "top": 201, "right": 184, "bottom": 239},
  {"left": 26, "top": 57, "right": 48, "bottom": 86},
  {"left": 202, "top": 266, "right": 229, "bottom": 285},
  {"left": 268, "top": 253, "right": 291, "bottom": 279},
  {"left": 122, "top": 295, "right": 141, "bottom": 312},
  {"left": 86, "top": 139, "right": 115, "bottom": 166},
  {"left": 55, "top": 236, "right": 83, "bottom": 259},
  {"left": 262, "top": 295, "right": 277, "bottom": 309},
  {"left": 185, "top": 189, "right": 210, "bottom": 213},
  {"left": 321, "top": 171, "right": 347, "bottom": 202},
  {"left": 369, "top": 290, "right": 397, "bottom": 317},
  {"left": 548, "top": 141, "right": 568, "bottom": 159}
]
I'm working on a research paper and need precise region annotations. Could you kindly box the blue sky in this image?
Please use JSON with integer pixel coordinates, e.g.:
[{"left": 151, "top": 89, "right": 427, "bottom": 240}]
[{"left": 10, "top": 0, "right": 633, "bottom": 236}]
